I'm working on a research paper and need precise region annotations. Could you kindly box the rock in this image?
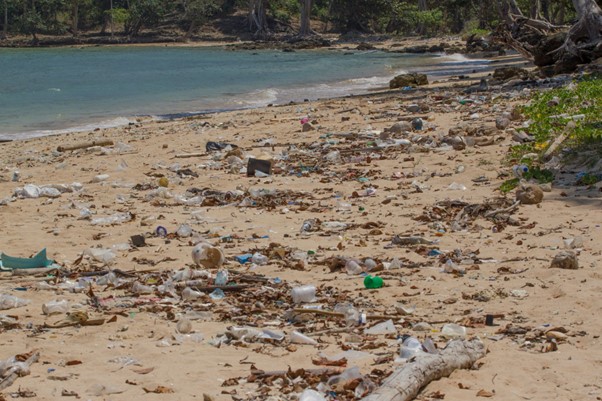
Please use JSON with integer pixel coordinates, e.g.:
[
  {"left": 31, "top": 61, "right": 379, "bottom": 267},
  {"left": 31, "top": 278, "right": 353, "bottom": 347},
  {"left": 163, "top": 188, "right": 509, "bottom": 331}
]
[
  {"left": 451, "top": 136, "right": 466, "bottom": 150},
  {"left": 496, "top": 116, "right": 511, "bottom": 130},
  {"left": 388, "top": 121, "right": 412, "bottom": 134},
  {"left": 449, "top": 125, "right": 466, "bottom": 136},
  {"left": 516, "top": 184, "right": 544, "bottom": 205},
  {"left": 389, "top": 73, "right": 429, "bottom": 89},
  {"left": 546, "top": 331, "right": 568, "bottom": 341},
  {"left": 511, "top": 129, "right": 534, "bottom": 143},
  {"left": 356, "top": 42, "right": 376, "bottom": 51},
  {"left": 302, "top": 122, "right": 315, "bottom": 132},
  {"left": 539, "top": 183, "right": 552, "bottom": 192},
  {"left": 412, "top": 322, "right": 433, "bottom": 331},
  {"left": 406, "top": 104, "right": 421, "bottom": 113},
  {"left": 493, "top": 66, "right": 531, "bottom": 82},
  {"left": 510, "top": 107, "right": 522, "bottom": 121},
  {"left": 418, "top": 102, "right": 430, "bottom": 112},
  {"left": 550, "top": 251, "right": 579, "bottom": 269}
]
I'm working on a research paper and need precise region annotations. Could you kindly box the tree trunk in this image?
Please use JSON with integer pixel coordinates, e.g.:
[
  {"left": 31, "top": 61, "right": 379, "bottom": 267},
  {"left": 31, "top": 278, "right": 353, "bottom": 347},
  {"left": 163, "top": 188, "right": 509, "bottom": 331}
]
[
  {"left": 2, "top": 0, "right": 7, "bottom": 39},
  {"left": 541, "top": 0, "right": 550, "bottom": 21},
  {"left": 110, "top": 0, "right": 114, "bottom": 38},
  {"left": 249, "top": 0, "right": 268, "bottom": 38},
  {"left": 72, "top": 0, "right": 79, "bottom": 37},
  {"left": 417, "top": 0, "right": 427, "bottom": 35},
  {"left": 299, "top": 0, "right": 312, "bottom": 36}
]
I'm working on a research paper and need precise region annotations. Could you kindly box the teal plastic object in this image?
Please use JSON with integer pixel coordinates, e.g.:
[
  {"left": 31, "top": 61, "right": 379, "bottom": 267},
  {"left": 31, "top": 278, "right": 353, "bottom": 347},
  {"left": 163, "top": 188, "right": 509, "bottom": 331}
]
[{"left": 0, "top": 248, "right": 54, "bottom": 270}]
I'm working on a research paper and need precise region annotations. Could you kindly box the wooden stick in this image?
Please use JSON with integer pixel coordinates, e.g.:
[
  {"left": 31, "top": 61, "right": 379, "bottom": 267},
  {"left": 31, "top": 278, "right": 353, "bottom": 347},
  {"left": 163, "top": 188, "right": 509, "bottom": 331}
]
[
  {"left": 251, "top": 367, "right": 344, "bottom": 378},
  {"left": 57, "top": 140, "right": 114, "bottom": 152},
  {"left": 175, "top": 152, "right": 206, "bottom": 158},
  {"left": 361, "top": 339, "right": 486, "bottom": 401},
  {"left": 292, "top": 309, "right": 398, "bottom": 321},
  {"left": 10, "top": 267, "right": 58, "bottom": 276},
  {"left": 0, "top": 350, "right": 40, "bottom": 391},
  {"left": 484, "top": 200, "right": 520, "bottom": 218},
  {"left": 192, "top": 284, "right": 254, "bottom": 292}
]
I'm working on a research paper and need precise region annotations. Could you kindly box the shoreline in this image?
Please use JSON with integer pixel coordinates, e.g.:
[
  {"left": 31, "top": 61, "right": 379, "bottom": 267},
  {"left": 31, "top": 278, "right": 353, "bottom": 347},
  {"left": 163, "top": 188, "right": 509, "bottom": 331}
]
[{"left": 0, "top": 46, "right": 516, "bottom": 142}]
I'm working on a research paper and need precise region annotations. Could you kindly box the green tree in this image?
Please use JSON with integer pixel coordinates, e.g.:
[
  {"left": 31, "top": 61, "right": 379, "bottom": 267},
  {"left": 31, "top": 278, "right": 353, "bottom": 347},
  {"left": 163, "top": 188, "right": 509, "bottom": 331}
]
[
  {"left": 124, "top": 0, "right": 170, "bottom": 37},
  {"left": 181, "top": 0, "right": 221, "bottom": 38}
]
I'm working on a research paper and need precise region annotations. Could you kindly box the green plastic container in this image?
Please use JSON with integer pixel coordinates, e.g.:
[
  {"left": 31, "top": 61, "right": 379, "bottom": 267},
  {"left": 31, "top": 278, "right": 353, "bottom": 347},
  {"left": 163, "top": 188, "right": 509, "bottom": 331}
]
[{"left": 364, "top": 275, "right": 383, "bottom": 289}]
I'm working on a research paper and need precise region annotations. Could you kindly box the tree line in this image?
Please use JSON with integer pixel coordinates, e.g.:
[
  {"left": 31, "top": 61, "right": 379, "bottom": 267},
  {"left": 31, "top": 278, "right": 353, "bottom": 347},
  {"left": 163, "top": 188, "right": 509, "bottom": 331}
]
[{"left": 0, "top": 0, "right": 583, "bottom": 41}]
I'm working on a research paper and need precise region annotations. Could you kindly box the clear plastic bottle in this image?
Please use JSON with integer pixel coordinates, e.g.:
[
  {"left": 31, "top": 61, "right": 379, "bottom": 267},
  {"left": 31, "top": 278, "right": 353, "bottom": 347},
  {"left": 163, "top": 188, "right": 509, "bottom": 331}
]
[
  {"left": 131, "top": 281, "right": 153, "bottom": 295},
  {"left": 182, "top": 287, "right": 203, "bottom": 301},
  {"left": 400, "top": 335, "right": 425, "bottom": 359},
  {"left": 42, "top": 300, "right": 70, "bottom": 315},
  {"left": 214, "top": 269, "right": 229, "bottom": 286},
  {"left": 251, "top": 253, "right": 269, "bottom": 265},
  {"left": 345, "top": 259, "right": 363, "bottom": 275}
]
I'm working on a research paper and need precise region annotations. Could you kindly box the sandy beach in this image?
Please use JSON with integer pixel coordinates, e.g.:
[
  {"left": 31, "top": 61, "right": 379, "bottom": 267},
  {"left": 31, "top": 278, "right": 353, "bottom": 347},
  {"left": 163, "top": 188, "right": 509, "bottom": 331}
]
[{"left": 0, "top": 60, "right": 601, "bottom": 401}]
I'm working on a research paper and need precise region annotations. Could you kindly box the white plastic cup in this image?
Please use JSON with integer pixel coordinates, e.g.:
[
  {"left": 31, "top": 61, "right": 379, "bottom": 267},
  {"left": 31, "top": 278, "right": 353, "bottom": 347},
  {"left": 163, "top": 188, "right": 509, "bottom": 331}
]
[{"left": 291, "top": 285, "right": 316, "bottom": 303}]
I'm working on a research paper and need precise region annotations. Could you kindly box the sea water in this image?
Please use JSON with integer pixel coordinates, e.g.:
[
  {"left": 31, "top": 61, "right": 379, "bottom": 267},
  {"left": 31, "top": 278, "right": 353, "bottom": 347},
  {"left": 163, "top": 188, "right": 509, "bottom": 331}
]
[{"left": 0, "top": 46, "right": 489, "bottom": 140}]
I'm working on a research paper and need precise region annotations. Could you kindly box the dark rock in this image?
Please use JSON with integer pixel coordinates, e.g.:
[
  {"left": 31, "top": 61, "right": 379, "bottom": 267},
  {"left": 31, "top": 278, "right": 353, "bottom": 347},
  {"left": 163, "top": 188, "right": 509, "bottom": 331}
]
[
  {"left": 388, "top": 121, "right": 412, "bottom": 134},
  {"left": 496, "top": 116, "right": 511, "bottom": 130},
  {"left": 302, "top": 122, "right": 315, "bottom": 132},
  {"left": 406, "top": 104, "right": 421, "bottom": 113},
  {"left": 493, "top": 67, "right": 532, "bottom": 82},
  {"left": 390, "top": 73, "right": 429, "bottom": 89},
  {"left": 356, "top": 42, "right": 376, "bottom": 51}
]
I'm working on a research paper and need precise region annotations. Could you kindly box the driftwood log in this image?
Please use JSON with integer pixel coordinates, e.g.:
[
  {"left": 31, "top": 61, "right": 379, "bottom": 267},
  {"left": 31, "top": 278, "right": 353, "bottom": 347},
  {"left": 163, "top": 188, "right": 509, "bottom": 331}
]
[
  {"left": 361, "top": 339, "right": 486, "bottom": 401},
  {"left": 496, "top": 0, "right": 602, "bottom": 73}
]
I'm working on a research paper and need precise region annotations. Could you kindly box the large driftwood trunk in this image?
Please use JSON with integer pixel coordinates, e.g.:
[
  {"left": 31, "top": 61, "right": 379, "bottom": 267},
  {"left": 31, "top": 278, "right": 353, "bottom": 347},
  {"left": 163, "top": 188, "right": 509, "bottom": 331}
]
[
  {"left": 496, "top": 0, "right": 602, "bottom": 73},
  {"left": 362, "top": 340, "right": 486, "bottom": 401}
]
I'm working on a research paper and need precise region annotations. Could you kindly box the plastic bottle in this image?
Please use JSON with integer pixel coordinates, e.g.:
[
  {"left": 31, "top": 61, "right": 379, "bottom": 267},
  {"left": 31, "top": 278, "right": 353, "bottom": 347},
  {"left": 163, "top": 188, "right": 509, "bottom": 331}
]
[
  {"left": 42, "top": 300, "right": 70, "bottom": 315},
  {"left": 291, "top": 285, "right": 317, "bottom": 304},
  {"left": 512, "top": 164, "right": 529, "bottom": 178},
  {"left": 345, "top": 259, "right": 363, "bottom": 275},
  {"left": 209, "top": 288, "right": 225, "bottom": 300},
  {"left": 131, "top": 281, "right": 153, "bottom": 295},
  {"left": 441, "top": 323, "right": 467, "bottom": 339},
  {"left": 321, "top": 221, "right": 348, "bottom": 231},
  {"left": 251, "top": 253, "right": 269, "bottom": 265},
  {"left": 363, "top": 258, "right": 377, "bottom": 271},
  {"left": 214, "top": 269, "right": 229, "bottom": 286},
  {"left": 0, "top": 294, "right": 30, "bottom": 310},
  {"left": 176, "top": 224, "right": 193, "bottom": 237},
  {"left": 299, "top": 389, "right": 326, "bottom": 401},
  {"left": 343, "top": 307, "right": 366, "bottom": 326},
  {"left": 182, "top": 287, "right": 203, "bottom": 301},
  {"left": 400, "top": 335, "right": 425, "bottom": 359},
  {"left": 289, "top": 331, "right": 318, "bottom": 345}
]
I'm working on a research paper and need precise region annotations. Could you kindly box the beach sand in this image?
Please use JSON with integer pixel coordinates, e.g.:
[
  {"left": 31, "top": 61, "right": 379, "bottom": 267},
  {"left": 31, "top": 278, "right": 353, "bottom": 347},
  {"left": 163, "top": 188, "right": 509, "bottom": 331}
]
[{"left": 0, "top": 68, "right": 601, "bottom": 401}]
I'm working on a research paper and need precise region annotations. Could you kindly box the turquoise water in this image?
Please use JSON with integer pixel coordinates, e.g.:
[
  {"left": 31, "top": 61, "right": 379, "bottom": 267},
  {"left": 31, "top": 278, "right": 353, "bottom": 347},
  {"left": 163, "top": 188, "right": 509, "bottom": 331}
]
[{"left": 0, "top": 46, "right": 489, "bottom": 140}]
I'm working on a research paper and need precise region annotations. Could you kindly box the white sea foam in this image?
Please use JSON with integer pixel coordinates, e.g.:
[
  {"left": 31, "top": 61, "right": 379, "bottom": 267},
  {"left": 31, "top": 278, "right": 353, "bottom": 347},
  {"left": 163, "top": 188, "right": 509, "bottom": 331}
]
[{"left": 0, "top": 116, "right": 133, "bottom": 141}]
